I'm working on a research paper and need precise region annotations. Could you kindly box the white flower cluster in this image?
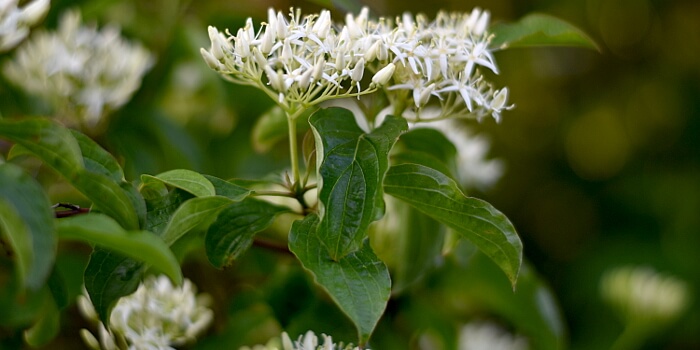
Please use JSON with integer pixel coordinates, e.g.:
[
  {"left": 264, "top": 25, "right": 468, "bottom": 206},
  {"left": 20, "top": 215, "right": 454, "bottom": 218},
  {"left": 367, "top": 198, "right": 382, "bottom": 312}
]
[
  {"left": 600, "top": 266, "right": 690, "bottom": 324},
  {"left": 78, "top": 275, "right": 214, "bottom": 350},
  {"left": 458, "top": 321, "right": 528, "bottom": 350},
  {"left": 0, "top": 0, "right": 49, "bottom": 52},
  {"left": 202, "top": 7, "right": 511, "bottom": 122},
  {"left": 240, "top": 330, "right": 364, "bottom": 350},
  {"left": 3, "top": 10, "right": 153, "bottom": 128}
]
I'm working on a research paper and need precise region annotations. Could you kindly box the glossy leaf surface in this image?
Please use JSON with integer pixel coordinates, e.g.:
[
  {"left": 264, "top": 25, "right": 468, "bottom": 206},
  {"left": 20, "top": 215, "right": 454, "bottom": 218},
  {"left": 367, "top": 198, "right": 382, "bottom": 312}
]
[
  {"left": 206, "top": 198, "right": 290, "bottom": 268},
  {"left": 84, "top": 248, "right": 146, "bottom": 324},
  {"left": 203, "top": 175, "right": 251, "bottom": 201},
  {"left": 160, "top": 196, "right": 233, "bottom": 245},
  {"left": 289, "top": 214, "right": 390, "bottom": 345},
  {"left": 491, "top": 13, "right": 599, "bottom": 50},
  {"left": 70, "top": 130, "right": 124, "bottom": 182},
  {"left": 309, "top": 107, "right": 407, "bottom": 259},
  {"left": 57, "top": 213, "right": 182, "bottom": 284},
  {"left": 384, "top": 163, "right": 522, "bottom": 287},
  {"left": 142, "top": 169, "right": 216, "bottom": 198}
]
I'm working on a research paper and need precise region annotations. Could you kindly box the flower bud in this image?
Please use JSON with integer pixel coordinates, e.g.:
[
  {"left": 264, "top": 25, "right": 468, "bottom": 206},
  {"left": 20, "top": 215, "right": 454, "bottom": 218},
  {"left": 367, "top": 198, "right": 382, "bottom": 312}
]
[
  {"left": 312, "top": 57, "right": 325, "bottom": 82},
  {"left": 401, "top": 12, "right": 415, "bottom": 33},
  {"left": 297, "top": 68, "right": 313, "bottom": 89},
  {"left": 276, "top": 12, "right": 287, "bottom": 39},
  {"left": 312, "top": 10, "right": 331, "bottom": 39},
  {"left": 260, "top": 26, "right": 275, "bottom": 54},
  {"left": 281, "top": 39, "right": 293, "bottom": 63},
  {"left": 19, "top": 0, "right": 50, "bottom": 25},
  {"left": 351, "top": 58, "right": 365, "bottom": 82},
  {"left": 208, "top": 26, "right": 226, "bottom": 60},
  {"left": 364, "top": 40, "right": 382, "bottom": 62},
  {"left": 414, "top": 83, "right": 436, "bottom": 107},
  {"left": 265, "top": 66, "right": 286, "bottom": 92},
  {"left": 234, "top": 28, "right": 251, "bottom": 57},
  {"left": 80, "top": 329, "right": 101, "bottom": 350},
  {"left": 356, "top": 7, "right": 369, "bottom": 28},
  {"left": 371, "top": 63, "right": 395, "bottom": 86},
  {"left": 253, "top": 47, "right": 267, "bottom": 68},
  {"left": 491, "top": 88, "right": 508, "bottom": 110},
  {"left": 465, "top": 8, "right": 482, "bottom": 30},
  {"left": 474, "top": 10, "right": 490, "bottom": 36},
  {"left": 345, "top": 13, "right": 362, "bottom": 38}
]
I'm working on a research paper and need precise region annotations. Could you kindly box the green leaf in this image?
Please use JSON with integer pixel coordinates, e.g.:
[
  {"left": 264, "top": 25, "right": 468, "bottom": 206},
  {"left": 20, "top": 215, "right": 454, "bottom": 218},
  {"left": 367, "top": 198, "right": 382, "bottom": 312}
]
[
  {"left": 389, "top": 200, "right": 446, "bottom": 294},
  {"left": 73, "top": 171, "right": 140, "bottom": 230},
  {"left": 309, "top": 107, "right": 407, "bottom": 259},
  {"left": 203, "top": 175, "right": 251, "bottom": 201},
  {"left": 144, "top": 189, "right": 193, "bottom": 234},
  {"left": 139, "top": 174, "right": 169, "bottom": 200},
  {"left": 384, "top": 163, "right": 522, "bottom": 287},
  {"left": 80, "top": 188, "right": 193, "bottom": 324},
  {"left": 0, "top": 118, "right": 139, "bottom": 229},
  {"left": 0, "top": 271, "right": 48, "bottom": 327},
  {"left": 289, "top": 214, "right": 390, "bottom": 346},
  {"left": 446, "top": 252, "right": 565, "bottom": 350},
  {"left": 394, "top": 128, "right": 459, "bottom": 181},
  {"left": 206, "top": 198, "right": 290, "bottom": 268},
  {"left": 47, "top": 267, "right": 69, "bottom": 310},
  {"left": 143, "top": 169, "right": 216, "bottom": 197},
  {"left": 120, "top": 181, "right": 147, "bottom": 230},
  {"left": 398, "top": 128, "right": 458, "bottom": 164},
  {"left": 160, "top": 196, "right": 233, "bottom": 245},
  {"left": 69, "top": 130, "right": 148, "bottom": 228},
  {"left": 70, "top": 130, "right": 124, "bottom": 182},
  {"left": 80, "top": 191, "right": 232, "bottom": 324},
  {"left": 6, "top": 143, "right": 34, "bottom": 160},
  {"left": 23, "top": 292, "right": 60, "bottom": 348},
  {"left": 84, "top": 248, "right": 147, "bottom": 324},
  {"left": 0, "top": 163, "right": 56, "bottom": 290},
  {"left": 0, "top": 118, "right": 84, "bottom": 173},
  {"left": 491, "top": 13, "right": 599, "bottom": 50},
  {"left": 56, "top": 213, "right": 182, "bottom": 285}
]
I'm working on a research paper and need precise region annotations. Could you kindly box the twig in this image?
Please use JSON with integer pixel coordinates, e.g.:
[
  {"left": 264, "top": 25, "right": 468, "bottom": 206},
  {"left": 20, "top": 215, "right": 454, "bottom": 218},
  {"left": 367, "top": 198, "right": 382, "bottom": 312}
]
[{"left": 53, "top": 203, "right": 90, "bottom": 218}]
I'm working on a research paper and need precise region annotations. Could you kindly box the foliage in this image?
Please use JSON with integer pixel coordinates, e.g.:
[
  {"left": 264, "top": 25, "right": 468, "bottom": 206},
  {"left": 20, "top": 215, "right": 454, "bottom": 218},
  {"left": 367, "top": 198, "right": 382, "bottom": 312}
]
[{"left": 4, "top": 1, "right": 695, "bottom": 349}]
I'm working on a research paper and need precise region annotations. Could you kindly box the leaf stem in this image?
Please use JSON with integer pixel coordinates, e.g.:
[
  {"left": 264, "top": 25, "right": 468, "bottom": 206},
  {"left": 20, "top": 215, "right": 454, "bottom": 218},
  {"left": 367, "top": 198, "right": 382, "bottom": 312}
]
[
  {"left": 302, "top": 183, "right": 317, "bottom": 192},
  {"left": 287, "top": 112, "right": 301, "bottom": 191},
  {"left": 251, "top": 190, "right": 296, "bottom": 198}
]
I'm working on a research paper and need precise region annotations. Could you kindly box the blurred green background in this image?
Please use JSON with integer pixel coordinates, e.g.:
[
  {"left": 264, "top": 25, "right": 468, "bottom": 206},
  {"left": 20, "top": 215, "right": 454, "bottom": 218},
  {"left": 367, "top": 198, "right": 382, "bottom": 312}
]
[{"left": 1, "top": 0, "right": 698, "bottom": 349}]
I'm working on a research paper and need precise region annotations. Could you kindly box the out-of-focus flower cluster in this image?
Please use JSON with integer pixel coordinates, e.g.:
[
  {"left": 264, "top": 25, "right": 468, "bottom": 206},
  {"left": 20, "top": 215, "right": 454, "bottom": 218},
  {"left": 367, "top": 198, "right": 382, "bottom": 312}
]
[
  {"left": 202, "top": 7, "right": 511, "bottom": 122},
  {"left": 78, "top": 275, "right": 213, "bottom": 350},
  {"left": 417, "top": 118, "right": 504, "bottom": 190},
  {"left": 600, "top": 265, "right": 690, "bottom": 325},
  {"left": 240, "top": 330, "right": 364, "bottom": 350},
  {"left": 0, "top": 0, "right": 49, "bottom": 52},
  {"left": 458, "top": 321, "right": 528, "bottom": 350},
  {"left": 3, "top": 10, "right": 153, "bottom": 129}
]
